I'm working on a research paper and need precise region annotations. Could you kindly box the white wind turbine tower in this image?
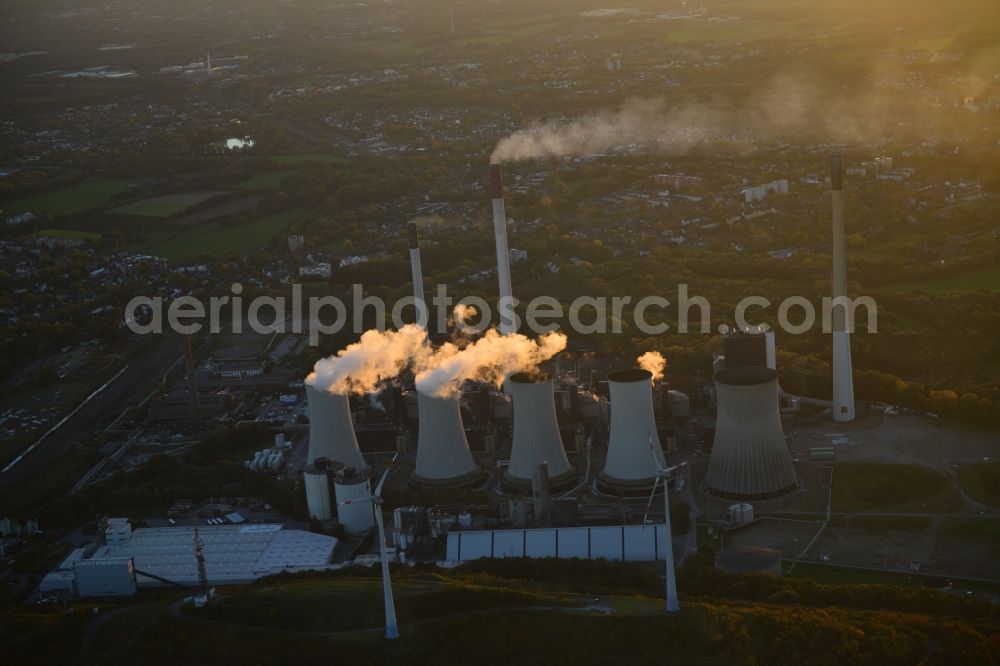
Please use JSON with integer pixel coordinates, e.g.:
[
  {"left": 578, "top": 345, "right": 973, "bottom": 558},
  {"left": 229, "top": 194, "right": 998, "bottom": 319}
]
[
  {"left": 641, "top": 436, "right": 679, "bottom": 613},
  {"left": 336, "top": 452, "right": 401, "bottom": 639}
]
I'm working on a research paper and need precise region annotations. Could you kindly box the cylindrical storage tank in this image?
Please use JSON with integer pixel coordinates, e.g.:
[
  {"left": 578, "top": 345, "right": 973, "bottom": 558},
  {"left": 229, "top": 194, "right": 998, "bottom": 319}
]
[
  {"left": 304, "top": 467, "right": 334, "bottom": 521},
  {"left": 411, "top": 391, "right": 483, "bottom": 487},
  {"left": 503, "top": 373, "right": 576, "bottom": 491},
  {"left": 306, "top": 384, "right": 368, "bottom": 471},
  {"left": 457, "top": 511, "right": 472, "bottom": 528},
  {"left": 706, "top": 367, "right": 798, "bottom": 500},
  {"left": 274, "top": 433, "right": 286, "bottom": 448},
  {"left": 334, "top": 468, "right": 375, "bottom": 533},
  {"left": 729, "top": 502, "right": 754, "bottom": 526},
  {"left": 599, "top": 369, "right": 661, "bottom": 492}
]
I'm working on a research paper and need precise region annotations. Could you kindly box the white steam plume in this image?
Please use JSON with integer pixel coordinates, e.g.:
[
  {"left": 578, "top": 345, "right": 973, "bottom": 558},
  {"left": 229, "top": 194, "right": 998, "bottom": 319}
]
[
  {"left": 637, "top": 351, "right": 666, "bottom": 382},
  {"left": 306, "top": 324, "right": 430, "bottom": 395},
  {"left": 491, "top": 97, "right": 729, "bottom": 163},
  {"left": 491, "top": 62, "right": 992, "bottom": 163},
  {"left": 415, "top": 330, "right": 567, "bottom": 398}
]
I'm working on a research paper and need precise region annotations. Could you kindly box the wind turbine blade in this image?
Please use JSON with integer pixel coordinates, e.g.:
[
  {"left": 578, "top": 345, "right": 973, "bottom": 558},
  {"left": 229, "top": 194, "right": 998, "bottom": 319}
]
[
  {"left": 374, "top": 452, "right": 400, "bottom": 497},
  {"left": 337, "top": 496, "right": 376, "bottom": 507},
  {"left": 641, "top": 475, "right": 660, "bottom": 526},
  {"left": 647, "top": 432, "right": 664, "bottom": 471}
]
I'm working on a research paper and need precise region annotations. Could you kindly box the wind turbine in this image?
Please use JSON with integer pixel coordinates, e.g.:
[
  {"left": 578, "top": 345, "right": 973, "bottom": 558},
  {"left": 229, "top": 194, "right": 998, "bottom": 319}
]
[
  {"left": 336, "top": 452, "right": 401, "bottom": 639},
  {"left": 641, "top": 436, "right": 679, "bottom": 613}
]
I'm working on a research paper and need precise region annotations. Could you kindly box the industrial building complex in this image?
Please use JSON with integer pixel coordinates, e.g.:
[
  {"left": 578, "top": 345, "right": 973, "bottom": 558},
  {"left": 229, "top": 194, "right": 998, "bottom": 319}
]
[{"left": 35, "top": 156, "right": 868, "bottom": 603}]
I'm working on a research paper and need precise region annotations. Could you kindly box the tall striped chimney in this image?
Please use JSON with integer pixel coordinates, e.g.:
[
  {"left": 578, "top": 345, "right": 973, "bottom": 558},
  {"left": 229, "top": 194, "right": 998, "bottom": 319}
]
[
  {"left": 407, "top": 221, "right": 425, "bottom": 313},
  {"left": 830, "top": 154, "right": 856, "bottom": 422},
  {"left": 490, "top": 163, "right": 516, "bottom": 335}
]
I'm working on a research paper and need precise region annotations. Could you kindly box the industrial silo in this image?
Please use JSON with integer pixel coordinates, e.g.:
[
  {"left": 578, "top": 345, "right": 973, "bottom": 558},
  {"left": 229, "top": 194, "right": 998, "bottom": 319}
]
[
  {"left": 705, "top": 367, "right": 798, "bottom": 500},
  {"left": 599, "top": 368, "right": 661, "bottom": 492},
  {"left": 411, "top": 391, "right": 484, "bottom": 487},
  {"left": 305, "top": 383, "right": 368, "bottom": 471},
  {"left": 504, "top": 373, "right": 576, "bottom": 491},
  {"left": 334, "top": 467, "right": 375, "bottom": 533},
  {"left": 303, "top": 458, "right": 344, "bottom": 522}
]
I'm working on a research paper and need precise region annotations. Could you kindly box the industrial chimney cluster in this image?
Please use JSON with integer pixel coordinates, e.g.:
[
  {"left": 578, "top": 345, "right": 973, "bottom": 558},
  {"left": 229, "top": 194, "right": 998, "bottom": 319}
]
[{"left": 301, "top": 155, "right": 862, "bottom": 529}]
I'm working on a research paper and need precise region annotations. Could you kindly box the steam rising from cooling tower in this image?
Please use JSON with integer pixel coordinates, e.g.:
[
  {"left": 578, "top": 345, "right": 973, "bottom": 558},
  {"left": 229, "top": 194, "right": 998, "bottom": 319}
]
[
  {"left": 415, "top": 330, "right": 566, "bottom": 398},
  {"left": 636, "top": 351, "right": 666, "bottom": 382},
  {"left": 307, "top": 325, "right": 430, "bottom": 395},
  {"left": 706, "top": 367, "right": 797, "bottom": 500},
  {"left": 600, "top": 368, "right": 663, "bottom": 492},
  {"left": 504, "top": 372, "right": 576, "bottom": 491}
]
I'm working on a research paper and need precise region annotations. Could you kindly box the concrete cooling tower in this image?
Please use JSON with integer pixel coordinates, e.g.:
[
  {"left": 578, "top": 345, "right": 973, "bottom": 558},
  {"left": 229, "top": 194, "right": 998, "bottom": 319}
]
[
  {"left": 599, "top": 369, "right": 662, "bottom": 492},
  {"left": 305, "top": 384, "right": 368, "bottom": 471},
  {"left": 706, "top": 367, "right": 798, "bottom": 500},
  {"left": 503, "top": 373, "right": 576, "bottom": 491},
  {"left": 411, "top": 391, "right": 484, "bottom": 487}
]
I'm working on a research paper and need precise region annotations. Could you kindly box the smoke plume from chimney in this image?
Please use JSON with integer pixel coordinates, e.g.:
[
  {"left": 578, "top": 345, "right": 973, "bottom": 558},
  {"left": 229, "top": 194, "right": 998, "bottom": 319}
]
[
  {"left": 636, "top": 351, "right": 666, "bottom": 381},
  {"left": 415, "top": 330, "right": 567, "bottom": 398}
]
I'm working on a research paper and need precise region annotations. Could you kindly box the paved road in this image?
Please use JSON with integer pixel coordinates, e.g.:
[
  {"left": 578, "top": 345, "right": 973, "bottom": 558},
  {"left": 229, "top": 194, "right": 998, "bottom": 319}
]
[{"left": 0, "top": 333, "right": 184, "bottom": 493}]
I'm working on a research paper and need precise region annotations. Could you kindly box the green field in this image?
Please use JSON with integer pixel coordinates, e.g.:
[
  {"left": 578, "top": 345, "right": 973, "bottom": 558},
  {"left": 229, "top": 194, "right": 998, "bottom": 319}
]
[
  {"left": 108, "top": 200, "right": 190, "bottom": 217},
  {"left": 848, "top": 515, "right": 933, "bottom": 533},
  {"left": 239, "top": 171, "right": 291, "bottom": 190},
  {"left": 885, "top": 264, "right": 1000, "bottom": 294},
  {"left": 33, "top": 228, "right": 101, "bottom": 241},
  {"left": 957, "top": 462, "right": 1000, "bottom": 506},
  {"left": 785, "top": 562, "right": 1000, "bottom": 594},
  {"left": 270, "top": 153, "right": 351, "bottom": 165},
  {"left": 1, "top": 179, "right": 134, "bottom": 216},
  {"left": 831, "top": 462, "right": 957, "bottom": 512},
  {"left": 136, "top": 208, "right": 302, "bottom": 259},
  {"left": 938, "top": 517, "right": 1000, "bottom": 544}
]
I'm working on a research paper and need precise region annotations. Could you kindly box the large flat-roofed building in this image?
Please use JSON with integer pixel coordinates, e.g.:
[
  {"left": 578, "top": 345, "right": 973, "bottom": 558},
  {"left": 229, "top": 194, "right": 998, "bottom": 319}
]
[
  {"left": 41, "top": 521, "right": 340, "bottom": 596},
  {"left": 75, "top": 557, "right": 137, "bottom": 597},
  {"left": 115, "top": 523, "right": 339, "bottom": 587}
]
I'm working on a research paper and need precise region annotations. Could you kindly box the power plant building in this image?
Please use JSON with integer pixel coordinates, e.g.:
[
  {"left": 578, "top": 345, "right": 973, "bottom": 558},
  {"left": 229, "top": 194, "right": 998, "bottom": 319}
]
[
  {"left": 412, "top": 391, "right": 483, "bottom": 487},
  {"left": 40, "top": 522, "right": 340, "bottom": 596},
  {"left": 706, "top": 367, "right": 798, "bottom": 500},
  {"left": 600, "top": 368, "right": 662, "bottom": 491},
  {"left": 305, "top": 384, "right": 368, "bottom": 471},
  {"left": 504, "top": 373, "right": 576, "bottom": 490}
]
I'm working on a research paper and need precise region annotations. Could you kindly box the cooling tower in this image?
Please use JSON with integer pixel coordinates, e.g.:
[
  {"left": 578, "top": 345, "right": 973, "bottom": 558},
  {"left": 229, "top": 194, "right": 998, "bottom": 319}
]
[
  {"left": 503, "top": 373, "right": 576, "bottom": 491},
  {"left": 706, "top": 367, "right": 798, "bottom": 500},
  {"left": 411, "top": 391, "right": 484, "bottom": 487},
  {"left": 830, "top": 153, "right": 856, "bottom": 421},
  {"left": 305, "top": 384, "right": 368, "bottom": 471},
  {"left": 599, "top": 369, "right": 662, "bottom": 491},
  {"left": 490, "top": 163, "right": 516, "bottom": 335}
]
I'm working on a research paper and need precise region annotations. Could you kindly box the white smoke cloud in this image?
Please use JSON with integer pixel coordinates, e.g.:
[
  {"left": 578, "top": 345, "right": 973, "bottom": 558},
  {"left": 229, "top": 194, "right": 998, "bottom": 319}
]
[
  {"left": 491, "top": 62, "right": 990, "bottom": 163},
  {"left": 637, "top": 351, "right": 666, "bottom": 382},
  {"left": 491, "top": 97, "right": 732, "bottom": 163},
  {"left": 306, "top": 324, "right": 430, "bottom": 395},
  {"left": 415, "top": 330, "right": 567, "bottom": 398},
  {"left": 452, "top": 303, "right": 477, "bottom": 324}
]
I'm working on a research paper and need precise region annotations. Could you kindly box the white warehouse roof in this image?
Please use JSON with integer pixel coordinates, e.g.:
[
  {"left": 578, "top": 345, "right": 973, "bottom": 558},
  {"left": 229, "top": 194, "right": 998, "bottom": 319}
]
[{"left": 100, "top": 523, "right": 338, "bottom": 587}]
